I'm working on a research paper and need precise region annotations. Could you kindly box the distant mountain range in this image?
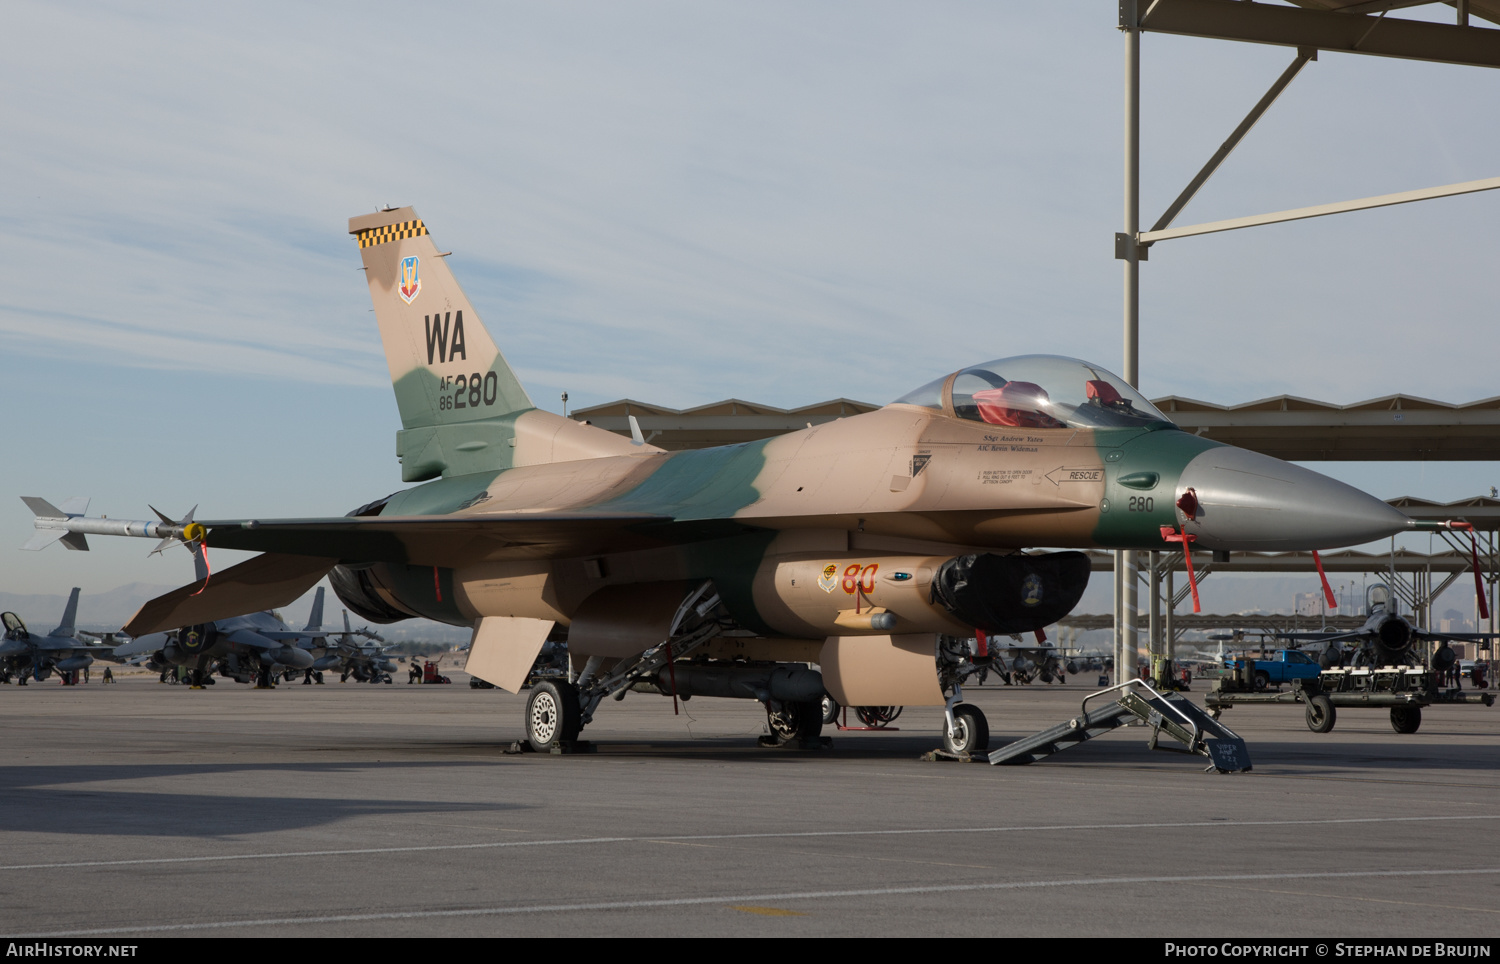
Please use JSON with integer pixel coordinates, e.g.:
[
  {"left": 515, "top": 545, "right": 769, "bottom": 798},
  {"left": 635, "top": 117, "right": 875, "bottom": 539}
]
[{"left": 0, "top": 583, "right": 178, "bottom": 631}]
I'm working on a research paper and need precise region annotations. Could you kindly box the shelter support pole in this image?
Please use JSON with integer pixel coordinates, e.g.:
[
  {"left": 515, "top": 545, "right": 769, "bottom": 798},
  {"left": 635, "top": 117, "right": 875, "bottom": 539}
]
[
  {"left": 1118, "top": 5, "right": 1142, "bottom": 686},
  {"left": 1114, "top": 552, "right": 1124, "bottom": 681},
  {"left": 1166, "top": 565, "right": 1176, "bottom": 668},
  {"left": 1148, "top": 551, "right": 1162, "bottom": 681}
]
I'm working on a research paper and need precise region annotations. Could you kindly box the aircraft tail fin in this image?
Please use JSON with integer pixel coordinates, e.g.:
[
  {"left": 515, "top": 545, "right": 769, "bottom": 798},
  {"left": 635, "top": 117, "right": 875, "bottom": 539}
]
[
  {"left": 350, "top": 208, "right": 533, "bottom": 481},
  {"left": 349, "top": 208, "right": 652, "bottom": 482},
  {"left": 51, "top": 588, "right": 81, "bottom": 638},
  {"left": 303, "top": 586, "right": 325, "bottom": 632}
]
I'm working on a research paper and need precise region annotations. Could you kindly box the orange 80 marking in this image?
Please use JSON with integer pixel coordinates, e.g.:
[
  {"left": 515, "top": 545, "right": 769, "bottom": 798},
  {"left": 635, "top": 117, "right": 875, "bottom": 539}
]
[{"left": 842, "top": 563, "right": 879, "bottom": 594}]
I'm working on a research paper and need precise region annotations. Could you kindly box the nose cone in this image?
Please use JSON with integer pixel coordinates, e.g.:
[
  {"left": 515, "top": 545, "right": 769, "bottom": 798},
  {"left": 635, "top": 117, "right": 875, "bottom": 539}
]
[{"left": 1179, "top": 447, "right": 1409, "bottom": 551}]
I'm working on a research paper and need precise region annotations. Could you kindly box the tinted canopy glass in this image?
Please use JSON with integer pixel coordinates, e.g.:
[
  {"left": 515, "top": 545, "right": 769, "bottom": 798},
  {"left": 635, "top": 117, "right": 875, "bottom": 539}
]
[{"left": 893, "top": 355, "right": 1172, "bottom": 430}]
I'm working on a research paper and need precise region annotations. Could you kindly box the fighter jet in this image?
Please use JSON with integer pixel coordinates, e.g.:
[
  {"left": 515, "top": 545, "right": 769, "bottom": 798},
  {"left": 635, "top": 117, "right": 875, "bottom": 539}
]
[
  {"left": 1282, "top": 584, "right": 1498, "bottom": 671},
  {"left": 0, "top": 588, "right": 120, "bottom": 684},
  {"left": 112, "top": 585, "right": 331, "bottom": 688},
  {"left": 27, "top": 207, "right": 1419, "bottom": 754},
  {"left": 310, "top": 610, "right": 398, "bottom": 684}
]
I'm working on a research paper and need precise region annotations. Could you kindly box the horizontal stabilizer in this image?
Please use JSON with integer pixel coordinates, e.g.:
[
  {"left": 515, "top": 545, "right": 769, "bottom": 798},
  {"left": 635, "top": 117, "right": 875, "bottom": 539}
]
[
  {"left": 124, "top": 553, "right": 336, "bottom": 636},
  {"left": 109, "top": 633, "right": 170, "bottom": 659}
]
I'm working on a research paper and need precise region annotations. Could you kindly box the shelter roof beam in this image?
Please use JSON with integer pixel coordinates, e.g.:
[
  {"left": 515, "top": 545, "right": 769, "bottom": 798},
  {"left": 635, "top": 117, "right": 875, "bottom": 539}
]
[{"left": 1140, "top": 0, "right": 1500, "bottom": 69}]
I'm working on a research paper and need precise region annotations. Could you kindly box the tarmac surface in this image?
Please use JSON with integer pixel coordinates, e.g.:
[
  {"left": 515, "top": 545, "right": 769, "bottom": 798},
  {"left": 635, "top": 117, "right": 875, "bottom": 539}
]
[{"left": 2, "top": 670, "right": 1497, "bottom": 938}]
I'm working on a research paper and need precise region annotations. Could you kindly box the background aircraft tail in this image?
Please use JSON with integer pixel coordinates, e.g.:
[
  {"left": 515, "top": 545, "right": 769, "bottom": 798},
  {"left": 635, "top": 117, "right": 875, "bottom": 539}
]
[
  {"left": 302, "top": 586, "right": 325, "bottom": 633},
  {"left": 49, "top": 588, "right": 80, "bottom": 638}
]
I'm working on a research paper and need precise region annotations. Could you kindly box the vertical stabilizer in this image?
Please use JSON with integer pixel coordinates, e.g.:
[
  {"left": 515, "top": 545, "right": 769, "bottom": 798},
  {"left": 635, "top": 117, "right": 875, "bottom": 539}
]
[
  {"left": 51, "top": 588, "right": 81, "bottom": 639},
  {"left": 304, "top": 586, "right": 326, "bottom": 632},
  {"left": 350, "top": 207, "right": 535, "bottom": 482}
]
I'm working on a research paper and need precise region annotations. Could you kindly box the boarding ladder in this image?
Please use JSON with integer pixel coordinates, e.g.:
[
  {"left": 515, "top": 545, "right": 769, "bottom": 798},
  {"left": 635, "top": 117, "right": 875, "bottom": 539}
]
[{"left": 987, "top": 680, "right": 1252, "bottom": 772}]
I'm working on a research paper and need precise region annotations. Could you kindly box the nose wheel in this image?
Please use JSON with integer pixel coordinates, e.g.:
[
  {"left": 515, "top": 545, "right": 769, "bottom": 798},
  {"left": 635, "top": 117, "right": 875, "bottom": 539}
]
[{"left": 942, "top": 703, "right": 990, "bottom": 755}]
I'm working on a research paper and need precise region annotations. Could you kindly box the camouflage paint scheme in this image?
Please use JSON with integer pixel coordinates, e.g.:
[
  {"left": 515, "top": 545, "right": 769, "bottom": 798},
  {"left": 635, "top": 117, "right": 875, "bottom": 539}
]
[{"left": 122, "top": 208, "right": 1411, "bottom": 707}]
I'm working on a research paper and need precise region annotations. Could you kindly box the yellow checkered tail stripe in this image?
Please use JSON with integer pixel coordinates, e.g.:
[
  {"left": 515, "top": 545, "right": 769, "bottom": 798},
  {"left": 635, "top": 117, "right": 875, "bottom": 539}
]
[{"left": 357, "top": 219, "right": 428, "bottom": 248}]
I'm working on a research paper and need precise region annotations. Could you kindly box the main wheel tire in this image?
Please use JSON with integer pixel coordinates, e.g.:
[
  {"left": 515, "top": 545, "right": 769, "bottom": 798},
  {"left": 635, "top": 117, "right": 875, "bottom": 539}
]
[
  {"left": 943, "top": 703, "right": 990, "bottom": 755},
  {"left": 1390, "top": 705, "right": 1422, "bottom": 734},
  {"left": 526, "top": 680, "right": 582, "bottom": 752},
  {"left": 1305, "top": 694, "right": 1336, "bottom": 733},
  {"left": 767, "top": 701, "right": 823, "bottom": 745},
  {"left": 820, "top": 694, "right": 840, "bottom": 725}
]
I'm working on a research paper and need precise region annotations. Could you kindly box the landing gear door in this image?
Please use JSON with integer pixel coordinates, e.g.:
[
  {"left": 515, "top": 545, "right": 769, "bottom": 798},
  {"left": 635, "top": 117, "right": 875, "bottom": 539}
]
[
  {"left": 467, "top": 616, "right": 554, "bottom": 693},
  {"left": 820, "top": 634, "right": 945, "bottom": 707}
]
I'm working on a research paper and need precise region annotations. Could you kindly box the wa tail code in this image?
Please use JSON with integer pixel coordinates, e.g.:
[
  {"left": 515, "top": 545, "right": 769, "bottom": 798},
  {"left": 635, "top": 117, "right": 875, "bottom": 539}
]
[{"left": 424, "top": 311, "right": 468, "bottom": 364}]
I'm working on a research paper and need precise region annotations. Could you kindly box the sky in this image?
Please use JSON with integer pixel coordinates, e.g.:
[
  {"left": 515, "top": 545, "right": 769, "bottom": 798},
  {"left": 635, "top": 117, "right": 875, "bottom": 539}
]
[{"left": 1, "top": 1, "right": 1496, "bottom": 608}]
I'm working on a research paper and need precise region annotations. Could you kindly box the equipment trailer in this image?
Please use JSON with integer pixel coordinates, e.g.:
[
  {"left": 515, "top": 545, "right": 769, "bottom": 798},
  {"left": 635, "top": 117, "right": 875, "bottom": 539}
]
[{"left": 1205, "top": 663, "right": 1493, "bottom": 734}]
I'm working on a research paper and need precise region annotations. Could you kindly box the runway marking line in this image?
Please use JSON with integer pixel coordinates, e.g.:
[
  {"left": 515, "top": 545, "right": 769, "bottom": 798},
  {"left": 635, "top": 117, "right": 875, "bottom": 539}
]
[
  {"left": 28, "top": 866, "right": 1500, "bottom": 937},
  {"left": 3, "top": 813, "right": 1496, "bottom": 874},
  {"left": 731, "top": 906, "right": 807, "bottom": 917}
]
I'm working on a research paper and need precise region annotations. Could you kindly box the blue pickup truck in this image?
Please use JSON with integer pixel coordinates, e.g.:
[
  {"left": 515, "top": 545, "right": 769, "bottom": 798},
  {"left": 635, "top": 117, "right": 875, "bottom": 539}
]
[{"left": 1223, "top": 650, "right": 1322, "bottom": 690}]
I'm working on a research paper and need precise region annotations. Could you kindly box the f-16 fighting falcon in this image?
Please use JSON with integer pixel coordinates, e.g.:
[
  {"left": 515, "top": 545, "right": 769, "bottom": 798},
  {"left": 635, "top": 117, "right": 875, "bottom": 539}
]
[
  {"left": 311, "top": 610, "right": 399, "bottom": 684},
  {"left": 25, "top": 207, "right": 1419, "bottom": 753},
  {"left": 0, "top": 588, "right": 120, "bottom": 685},
  {"left": 111, "top": 585, "right": 335, "bottom": 689}
]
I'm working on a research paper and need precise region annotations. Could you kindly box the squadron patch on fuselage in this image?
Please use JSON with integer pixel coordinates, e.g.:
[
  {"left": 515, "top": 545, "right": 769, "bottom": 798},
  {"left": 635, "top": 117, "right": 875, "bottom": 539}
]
[
  {"left": 818, "top": 564, "right": 838, "bottom": 593},
  {"left": 1021, "top": 572, "right": 1044, "bottom": 607},
  {"left": 399, "top": 256, "right": 421, "bottom": 304}
]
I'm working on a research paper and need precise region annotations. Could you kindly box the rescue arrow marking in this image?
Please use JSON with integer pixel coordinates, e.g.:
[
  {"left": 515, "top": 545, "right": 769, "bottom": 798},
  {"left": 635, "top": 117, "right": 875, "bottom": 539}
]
[{"left": 1043, "top": 467, "right": 1104, "bottom": 486}]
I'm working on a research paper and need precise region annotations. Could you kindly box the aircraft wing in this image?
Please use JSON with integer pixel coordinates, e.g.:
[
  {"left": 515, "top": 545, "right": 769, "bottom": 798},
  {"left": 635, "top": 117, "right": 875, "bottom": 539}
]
[
  {"left": 194, "top": 511, "right": 688, "bottom": 568},
  {"left": 109, "top": 634, "right": 171, "bottom": 659},
  {"left": 1414, "top": 630, "right": 1500, "bottom": 642},
  {"left": 124, "top": 553, "right": 336, "bottom": 637},
  {"left": 1258, "top": 631, "right": 1371, "bottom": 644},
  {"left": 222, "top": 629, "right": 281, "bottom": 651}
]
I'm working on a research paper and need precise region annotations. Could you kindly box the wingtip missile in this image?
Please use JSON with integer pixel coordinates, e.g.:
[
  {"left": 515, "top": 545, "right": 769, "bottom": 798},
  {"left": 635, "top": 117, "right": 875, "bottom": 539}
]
[{"left": 22, "top": 497, "right": 204, "bottom": 555}]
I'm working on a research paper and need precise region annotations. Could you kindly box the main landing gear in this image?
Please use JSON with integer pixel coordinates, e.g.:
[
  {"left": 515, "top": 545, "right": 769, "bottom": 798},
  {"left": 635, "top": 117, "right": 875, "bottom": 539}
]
[
  {"left": 525, "top": 680, "right": 583, "bottom": 752},
  {"left": 521, "top": 582, "right": 732, "bottom": 753},
  {"left": 762, "top": 700, "right": 824, "bottom": 747}
]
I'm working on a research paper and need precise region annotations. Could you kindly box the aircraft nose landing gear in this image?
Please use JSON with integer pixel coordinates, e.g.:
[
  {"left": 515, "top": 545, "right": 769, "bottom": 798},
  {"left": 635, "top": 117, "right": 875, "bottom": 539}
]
[{"left": 943, "top": 702, "right": 990, "bottom": 755}]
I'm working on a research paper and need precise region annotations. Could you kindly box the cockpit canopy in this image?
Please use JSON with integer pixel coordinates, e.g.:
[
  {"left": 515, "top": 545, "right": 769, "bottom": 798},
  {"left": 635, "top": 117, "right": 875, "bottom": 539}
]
[
  {"left": 2, "top": 612, "right": 28, "bottom": 640},
  {"left": 891, "top": 355, "right": 1172, "bottom": 430}
]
